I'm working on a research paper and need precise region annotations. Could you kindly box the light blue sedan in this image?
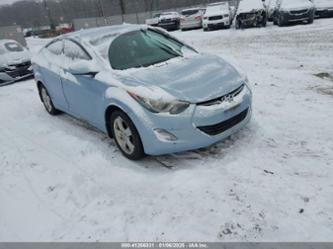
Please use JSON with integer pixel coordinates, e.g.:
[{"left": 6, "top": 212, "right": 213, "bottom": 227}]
[{"left": 32, "top": 24, "right": 252, "bottom": 160}]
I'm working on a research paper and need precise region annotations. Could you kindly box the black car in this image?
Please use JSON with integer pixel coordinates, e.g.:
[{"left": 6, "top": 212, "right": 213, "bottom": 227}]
[
  {"left": 272, "top": 0, "right": 315, "bottom": 26},
  {"left": 235, "top": 0, "right": 267, "bottom": 29}
]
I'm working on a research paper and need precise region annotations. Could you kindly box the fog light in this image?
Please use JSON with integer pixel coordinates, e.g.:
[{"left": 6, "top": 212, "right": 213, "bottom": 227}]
[{"left": 153, "top": 128, "right": 178, "bottom": 142}]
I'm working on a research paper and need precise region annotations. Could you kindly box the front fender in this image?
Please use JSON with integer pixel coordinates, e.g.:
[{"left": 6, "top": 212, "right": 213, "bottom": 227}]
[{"left": 103, "top": 87, "right": 155, "bottom": 152}]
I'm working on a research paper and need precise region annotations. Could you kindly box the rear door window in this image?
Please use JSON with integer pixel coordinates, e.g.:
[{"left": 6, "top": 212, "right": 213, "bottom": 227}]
[
  {"left": 46, "top": 40, "right": 63, "bottom": 55},
  {"left": 64, "top": 40, "right": 91, "bottom": 61},
  {"left": 181, "top": 10, "right": 200, "bottom": 16}
]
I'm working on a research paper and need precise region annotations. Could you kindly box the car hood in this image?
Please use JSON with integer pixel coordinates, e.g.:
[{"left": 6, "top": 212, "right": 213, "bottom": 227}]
[
  {"left": 281, "top": 1, "right": 314, "bottom": 10},
  {"left": 315, "top": 0, "right": 333, "bottom": 9},
  {"left": 205, "top": 8, "right": 229, "bottom": 16},
  {"left": 238, "top": 0, "right": 264, "bottom": 13},
  {"left": 0, "top": 51, "right": 31, "bottom": 67},
  {"left": 114, "top": 53, "right": 244, "bottom": 103}
]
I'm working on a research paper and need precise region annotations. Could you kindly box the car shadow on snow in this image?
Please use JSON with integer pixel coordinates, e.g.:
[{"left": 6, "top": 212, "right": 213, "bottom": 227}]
[{"left": 53, "top": 111, "right": 257, "bottom": 171}]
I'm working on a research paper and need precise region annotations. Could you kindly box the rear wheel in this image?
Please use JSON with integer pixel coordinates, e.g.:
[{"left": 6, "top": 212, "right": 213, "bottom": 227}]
[
  {"left": 39, "top": 84, "right": 60, "bottom": 115},
  {"left": 110, "top": 110, "right": 145, "bottom": 160}
]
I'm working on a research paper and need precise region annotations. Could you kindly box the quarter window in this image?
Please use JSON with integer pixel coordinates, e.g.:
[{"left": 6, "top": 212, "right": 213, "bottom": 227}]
[
  {"left": 46, "top": 40, "right": 63, "bottom": 55},
  {"left": 64, "top": 40, "right": 91, "bottom": 61}
]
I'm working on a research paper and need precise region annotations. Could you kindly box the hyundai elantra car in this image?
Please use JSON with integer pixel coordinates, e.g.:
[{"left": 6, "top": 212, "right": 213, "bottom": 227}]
[{"left": 32, "top": 24, "right": 252, "bottom": 160}]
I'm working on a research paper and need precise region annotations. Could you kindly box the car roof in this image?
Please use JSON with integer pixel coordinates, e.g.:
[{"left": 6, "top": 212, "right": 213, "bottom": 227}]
[
  {"left": 60, "top": 24, "right": 145, "bottom": 44},
  {"left": 208, "top": 2, "right": 229, "bottom": 6},
  {"left": 182, "top": 7, "right": 205, "bottom": 11}
]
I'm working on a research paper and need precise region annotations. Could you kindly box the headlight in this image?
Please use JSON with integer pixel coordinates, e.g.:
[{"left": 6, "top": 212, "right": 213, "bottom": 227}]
[{"left": 128, "top": 91, "right": 190, "bottom": 115}]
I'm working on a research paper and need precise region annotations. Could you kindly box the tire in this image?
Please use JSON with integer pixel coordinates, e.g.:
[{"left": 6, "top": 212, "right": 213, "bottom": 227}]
[
  {"left": 39, "top": 84, "right": 60, "bottom": 115},
  {"left": 203, "top": 27, "right": 209, "bottom": 32},
  {"left": 308, "top": 14, "right": 314, "bottom": 24},
  {"left": 110, "top": 110, "right": 145, "bottom": 160},
  {"left": 235, "top": 20, "right": 241, "bottom": 29},
  {"left": 277, "top": 15, "right": 285, "bottom": 27}
]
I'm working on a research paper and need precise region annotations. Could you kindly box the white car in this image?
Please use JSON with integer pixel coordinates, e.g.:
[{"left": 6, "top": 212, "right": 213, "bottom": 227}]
[
  {"left": 180, "top": 8, "right": 206, "bottom": 31},
  {"left": 203, "top": 2, "right": 231, "bottom": 31},
  {"left": 0, "top": 39, "right": 32, "bottom": 86}
]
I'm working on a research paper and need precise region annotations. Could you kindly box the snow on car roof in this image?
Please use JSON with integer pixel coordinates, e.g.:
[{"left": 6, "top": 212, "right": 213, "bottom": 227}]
[
  {"left": 237, "top": 0, "right": 264, "bottom": 13},
  {"left": 182, "top": 7, "right": 204, "bottom": 11},
  {"left": 64, "top": 24, "right": 144, "bottom": 43}
]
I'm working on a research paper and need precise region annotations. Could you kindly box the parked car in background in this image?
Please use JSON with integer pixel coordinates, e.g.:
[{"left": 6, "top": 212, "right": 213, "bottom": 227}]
[
  {"left": 272, "top": 0, "right": 315, "bottom": 26},
  {"left": 180, "top": 8, "right": 206, "bottom": 31},
  {"left": 158, "top": 12, "right": 181, "bottom": 31},
  {"left": 0, "top": 39, "right": 32, "bottom": 86},
  {"left": 145, "top": 13, "right": 161, "bottom": 27},
  {"left": 312, "top": 0, "right": 333, "bottom": 18},
  {"left": 32, "top": 24, "right": 252, "bottom": 160},
  {"left": 203, "top": 2, "right": 231, "bottom": 30},
  {"left": 235, "top": 0, "right": 267, "bottom": 29}
]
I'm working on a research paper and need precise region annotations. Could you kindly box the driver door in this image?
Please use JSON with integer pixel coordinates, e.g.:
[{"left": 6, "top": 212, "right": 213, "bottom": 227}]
[{"left": 60, "top": 39, "right": 105, "bottom": 125}]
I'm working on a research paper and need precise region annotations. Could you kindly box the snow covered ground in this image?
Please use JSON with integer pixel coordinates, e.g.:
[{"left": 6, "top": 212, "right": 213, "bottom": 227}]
[{"left": 1, "top": 19, "right": 333, "bottom": 242}]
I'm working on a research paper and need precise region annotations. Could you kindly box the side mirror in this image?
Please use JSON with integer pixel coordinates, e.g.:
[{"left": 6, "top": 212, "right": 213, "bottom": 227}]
[{"left": 68, "top": 60, "right": 99, "bottom": 77}]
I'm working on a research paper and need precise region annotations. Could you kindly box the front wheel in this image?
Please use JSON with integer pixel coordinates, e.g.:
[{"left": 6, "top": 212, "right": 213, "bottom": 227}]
[
  {"left": 277, "top": 15, "right": 285, "bottom": 27},
  {"left": 39, "top": 84, "right": 60, "bottom": 115},
  {"left": 110, "top": 111, "right": 145, "bottom": 160}
]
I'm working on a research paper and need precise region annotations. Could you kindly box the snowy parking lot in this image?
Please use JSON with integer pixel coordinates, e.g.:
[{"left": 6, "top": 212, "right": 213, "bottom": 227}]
[{"left": 1, "top": 19, "right": 333, "bottom": 241}]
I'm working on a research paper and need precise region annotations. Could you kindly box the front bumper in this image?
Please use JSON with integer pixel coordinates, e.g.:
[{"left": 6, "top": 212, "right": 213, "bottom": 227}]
[
  {"left": 203, "top": 18, "right": 230, "bottom": 29},
  {"left": 181, "top": 20, "right": 202, "bottom": 29},
  {"left": 316, "top": 8, "right": 333, "bottom": 18},
  {"left": 0, "top": 61, "right": 33, "bottom": 86},
  {"left": 237, "top": 11, "right": 265, "bottom": 27},
  {"left": 135, "top": 84, "right": 252, "bottom": 156},
  {"left": 158, "top": 21, "right": 179, "bottom": 31},
  {"left": 281, "top": 9, "right": 313, "bottom": 22}
]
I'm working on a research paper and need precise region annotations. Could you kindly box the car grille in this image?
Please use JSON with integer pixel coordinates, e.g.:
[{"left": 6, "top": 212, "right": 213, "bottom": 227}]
[
  {"left": 197, "top": 84, "right": 245, "bottom": 106},
  {"left": 209, "top": 15, "right": 222, "bottom": 21},
  {"left": 290, "top": 9, "right": 309, "bottom": 15},
  {"left": 5, "top": 61, "right": 32, "bottom": 78},
  {"left": 160, "top": 18, "right": 173, "bottom": 23},
  {"left": 197, "top": 108, "right": 249, "bottom": 136}
]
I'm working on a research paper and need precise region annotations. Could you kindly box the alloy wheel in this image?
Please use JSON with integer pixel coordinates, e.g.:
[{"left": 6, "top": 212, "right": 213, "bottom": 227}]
[{"left": 113, "top": 116, "right": 135, "bottom": 155}]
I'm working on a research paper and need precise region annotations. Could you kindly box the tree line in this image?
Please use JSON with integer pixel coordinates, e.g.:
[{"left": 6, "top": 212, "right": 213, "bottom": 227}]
[{"left": 0, "top": 0, "right": 235, "bottom": 28}]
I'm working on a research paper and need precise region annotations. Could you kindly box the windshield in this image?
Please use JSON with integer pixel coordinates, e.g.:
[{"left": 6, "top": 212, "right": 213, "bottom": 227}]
[
  {"left": 4, "top": 42, "right": 24, "bottom": 52},
  {"left": 207, "top": 4, "right": 229, "bottom": 13},
  {"left": 109, "top": 29, "right": 186, "bottom": 70},
  {"left": 181, "top": 9, "right": 200, "bottom": 16}
]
